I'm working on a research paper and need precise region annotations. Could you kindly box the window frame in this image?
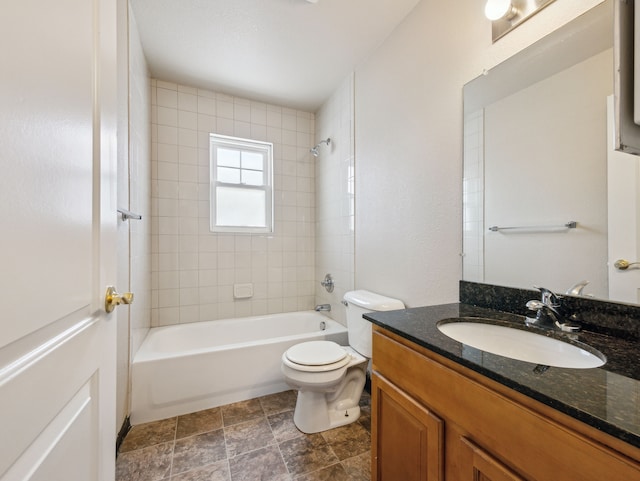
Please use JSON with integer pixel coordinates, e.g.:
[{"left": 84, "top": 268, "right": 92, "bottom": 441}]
[{"left": 209, "top": 133, "right": 274, "bottom": 234}]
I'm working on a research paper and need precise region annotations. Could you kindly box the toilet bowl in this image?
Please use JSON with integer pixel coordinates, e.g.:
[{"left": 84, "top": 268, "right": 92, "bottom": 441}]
[
  {"left": 282, "top": 341, "right": 367, "bottom": 434},
  {"left": 281, "top": 290, "right": 405, "bottom": 434}
]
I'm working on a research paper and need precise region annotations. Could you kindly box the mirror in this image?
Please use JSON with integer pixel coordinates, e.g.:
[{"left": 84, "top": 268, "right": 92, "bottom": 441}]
[{"left": 462, "top": 0, "right": 640, "bottom": 304}]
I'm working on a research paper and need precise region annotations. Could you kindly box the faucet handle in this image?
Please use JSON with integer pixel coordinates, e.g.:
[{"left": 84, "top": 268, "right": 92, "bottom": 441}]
[
  {"left": 526, "top": 300, "right": 544, "bottom": 311},
  {"left": 533, "top": 286, "right": 560, "bottom": 306},
  {"left": 565, "top": 280, "right": 589, "bottom": 296}
]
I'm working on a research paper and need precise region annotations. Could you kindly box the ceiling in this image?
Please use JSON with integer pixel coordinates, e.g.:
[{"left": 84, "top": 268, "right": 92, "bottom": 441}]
[{"left": 129, "top": 0, "right": 421, "bottom": 112}]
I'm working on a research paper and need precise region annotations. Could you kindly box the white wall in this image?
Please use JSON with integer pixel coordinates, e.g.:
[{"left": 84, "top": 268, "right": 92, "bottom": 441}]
[
  {"left": 314, "top": 75, "right": 355, "bottom": 325},
  {"left": 150, "top": 82, "right": 316, "bottom": 325},
  {"left": 353, "top": 0, "right": 604, "bottom": 307}
]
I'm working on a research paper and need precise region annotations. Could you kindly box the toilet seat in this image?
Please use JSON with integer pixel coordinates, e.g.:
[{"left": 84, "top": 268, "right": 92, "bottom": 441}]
[
  {"left": 283, "top": 341, "right": 351, "bottom": 372},
  {"left": 287, "top": 341, "right": 347, "bottom": 365}
]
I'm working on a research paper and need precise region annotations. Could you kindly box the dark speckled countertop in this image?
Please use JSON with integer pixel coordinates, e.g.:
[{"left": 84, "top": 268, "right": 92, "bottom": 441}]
[{"left": 364, "top": 302, "right": 640, "bottom": 449}]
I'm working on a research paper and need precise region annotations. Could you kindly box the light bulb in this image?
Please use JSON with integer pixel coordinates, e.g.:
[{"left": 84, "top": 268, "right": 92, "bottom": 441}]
[{"left": 484, "top": 0, "right": 515, "bottom": 21}]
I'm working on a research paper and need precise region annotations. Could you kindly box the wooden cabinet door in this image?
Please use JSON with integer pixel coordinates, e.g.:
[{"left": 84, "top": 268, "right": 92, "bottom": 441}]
[
  {"left": 372, "top": 373, "right": 444, "bottom": 481},
  {"left": 459, "top": 437, "right": 527, "bottom": 481}
]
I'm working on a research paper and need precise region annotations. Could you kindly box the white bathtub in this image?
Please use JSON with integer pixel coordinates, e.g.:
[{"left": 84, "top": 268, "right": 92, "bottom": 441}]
[{"left": 130, "top": 311, "right": 348, "bottom": 424}]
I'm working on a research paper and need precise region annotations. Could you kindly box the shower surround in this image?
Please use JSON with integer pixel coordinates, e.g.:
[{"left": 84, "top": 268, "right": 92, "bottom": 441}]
[{"left": 151, "top": 80, "right": 317, "bottom": 326}]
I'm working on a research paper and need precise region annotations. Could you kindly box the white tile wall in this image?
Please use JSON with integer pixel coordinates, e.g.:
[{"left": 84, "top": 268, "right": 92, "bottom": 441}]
[
  {"left": 151, "top": 80, "right": 316, "bottom": 325},
  {"left": 463, "top": 109, "right": 484, "bottom": 282},
  {"left": 314, "top": 75, "right": 355, "bottom": 326}
]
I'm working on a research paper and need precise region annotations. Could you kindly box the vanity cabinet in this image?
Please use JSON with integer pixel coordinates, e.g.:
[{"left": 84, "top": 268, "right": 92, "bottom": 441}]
[{"left": 371, "top": 326, "right": 640, "bottom": 481}]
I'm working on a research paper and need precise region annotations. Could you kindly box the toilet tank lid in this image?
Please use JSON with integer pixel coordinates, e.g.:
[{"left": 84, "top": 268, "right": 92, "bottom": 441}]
[{"left": 343, "top": 290, "right": 405, "bottom": 311}]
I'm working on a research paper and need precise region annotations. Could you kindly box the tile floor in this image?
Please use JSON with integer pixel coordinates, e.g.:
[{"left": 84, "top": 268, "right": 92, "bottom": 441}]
[{"left": 116, "top": 390, "right": 371, "bottom": 481}]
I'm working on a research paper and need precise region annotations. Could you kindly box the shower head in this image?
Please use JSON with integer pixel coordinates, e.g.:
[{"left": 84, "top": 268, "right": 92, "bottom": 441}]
[{"left": 310, "top": 138, "right": 331, "bottom": 157}]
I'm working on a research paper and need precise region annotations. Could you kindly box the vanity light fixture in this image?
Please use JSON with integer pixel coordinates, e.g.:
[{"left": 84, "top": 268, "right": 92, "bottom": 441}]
[
  {"left": 484, "top": 0, "right": 517, "bottom": 21},
  {"left": 486, "top": 0, "right": 557, "bottom": 43}
]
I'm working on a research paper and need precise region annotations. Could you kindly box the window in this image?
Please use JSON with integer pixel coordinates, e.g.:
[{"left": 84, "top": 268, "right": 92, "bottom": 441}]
[{"left": 209, "top": 134, "right": 273, "bottom": 233}]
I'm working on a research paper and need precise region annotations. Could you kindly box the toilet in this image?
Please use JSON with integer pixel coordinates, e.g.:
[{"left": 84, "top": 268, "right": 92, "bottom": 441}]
[{"left": 281, "top": 290, "right": 405, "bottom": 433}]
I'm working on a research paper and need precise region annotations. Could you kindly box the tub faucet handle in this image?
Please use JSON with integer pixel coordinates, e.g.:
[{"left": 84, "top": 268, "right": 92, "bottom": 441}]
[{"left": 320, "top": 274, "right": 334, "bottom": 293}]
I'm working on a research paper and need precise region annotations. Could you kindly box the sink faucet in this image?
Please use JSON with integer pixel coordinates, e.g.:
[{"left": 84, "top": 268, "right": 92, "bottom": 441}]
[
  {"left": 525, "top": 286, "right": 580, "bottom": 332},
  {"left": 315, "top": 304, "right": 331, "bottom": 312}
]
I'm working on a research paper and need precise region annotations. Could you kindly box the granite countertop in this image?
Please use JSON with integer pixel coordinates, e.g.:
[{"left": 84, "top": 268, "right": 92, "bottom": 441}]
[{"left": 365, "top": 302, "right": 640, "bottom": 449}]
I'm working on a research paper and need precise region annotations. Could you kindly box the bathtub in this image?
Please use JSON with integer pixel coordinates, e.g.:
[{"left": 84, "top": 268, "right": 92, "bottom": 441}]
[{"left": 130, "top": 311, "right": 348, "bottom": 424}]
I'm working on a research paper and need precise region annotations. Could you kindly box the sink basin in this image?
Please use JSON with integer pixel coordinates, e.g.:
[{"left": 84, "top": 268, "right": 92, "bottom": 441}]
[{"left": 436, "top": 318, "right": 606, "bottom": 369}]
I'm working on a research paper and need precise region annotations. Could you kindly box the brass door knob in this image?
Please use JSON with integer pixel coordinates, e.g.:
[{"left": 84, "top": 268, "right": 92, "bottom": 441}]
[
  {"left": 105, "top": 286, "right": 134, "bottom": 313},
  {"left": 613, "top": 259, "right": 640, "bottom": 270}
]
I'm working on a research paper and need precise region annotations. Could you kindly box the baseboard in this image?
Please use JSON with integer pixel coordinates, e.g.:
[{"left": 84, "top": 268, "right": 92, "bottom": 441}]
[{"left": 115, "top": 415, "right": 132, "bottom": 457}]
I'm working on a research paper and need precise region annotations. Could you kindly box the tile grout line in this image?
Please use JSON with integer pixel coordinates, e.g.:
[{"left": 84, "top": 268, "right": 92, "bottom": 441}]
[
  {"left": 167, "top": 416, "right": 178, "bottom": 479},
  {"left": 273, "top": 428, "right": 294, "bottom": 480},
  {"left": 222, "top": 400, "right": 270, "bottom": 480},
  {"left": 260, "top": 394, "right": 303, "bottom": 480},
  {"left": 221, "top": 413, "right": 231, "bottom": 471},
  {"left": 167, "top": 409, "right": 231, "bottom": 480},
  {"left": 216, "top": 408, "right": 232, "bottom": 480},
  {"left": 259, "top": 398, "right": 290, "bottom": 480},
  {"left": 262, "top": 399, "right": 294, "bottom": 480}
]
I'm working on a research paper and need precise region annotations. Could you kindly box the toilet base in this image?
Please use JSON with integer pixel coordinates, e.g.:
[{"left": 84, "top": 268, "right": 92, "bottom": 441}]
[
  {"left": 293, "top": 391, "right": 363, "bottom": 434},
  {"left": 291, "top": 364, "right": 366, "bottom": 434}
]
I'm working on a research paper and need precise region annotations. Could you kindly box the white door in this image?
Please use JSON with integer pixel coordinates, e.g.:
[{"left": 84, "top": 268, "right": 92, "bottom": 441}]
[
  {"left": 607, "top": 96, "right": 640, "bottom": 303},
  {"left": 0, "top": 1, "right": 119, "bottom": 480}
]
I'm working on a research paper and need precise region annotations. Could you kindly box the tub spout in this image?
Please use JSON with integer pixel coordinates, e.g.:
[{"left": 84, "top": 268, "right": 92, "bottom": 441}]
[{"left": 315, "top": 304, "right": 331, "bottom": 312}]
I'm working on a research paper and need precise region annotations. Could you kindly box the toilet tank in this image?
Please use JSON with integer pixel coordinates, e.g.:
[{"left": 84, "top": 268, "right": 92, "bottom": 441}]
[{"left": 343, "top": 290, "right": 405, "bottom": 357}]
